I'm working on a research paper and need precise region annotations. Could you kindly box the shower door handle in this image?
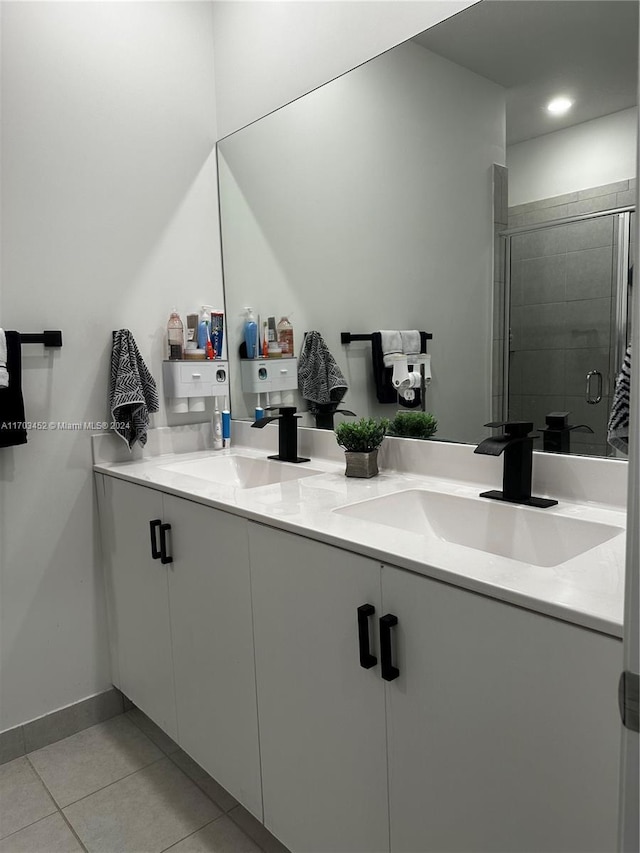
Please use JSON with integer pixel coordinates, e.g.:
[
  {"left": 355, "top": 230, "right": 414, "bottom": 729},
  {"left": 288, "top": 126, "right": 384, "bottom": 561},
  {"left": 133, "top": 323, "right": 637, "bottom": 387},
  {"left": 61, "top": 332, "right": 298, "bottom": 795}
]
[{"left": 585, "top": 370, "right": 603, "bottom": 404}]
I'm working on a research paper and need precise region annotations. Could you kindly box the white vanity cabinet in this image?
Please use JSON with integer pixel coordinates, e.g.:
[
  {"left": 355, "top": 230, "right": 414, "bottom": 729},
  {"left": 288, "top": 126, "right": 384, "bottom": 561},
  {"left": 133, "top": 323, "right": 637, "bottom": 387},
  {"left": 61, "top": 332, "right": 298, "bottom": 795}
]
[
  {"left": 163, "top": 494, "right": 262, "bottom": 818},
  {"left": 248, "top": 523, "right": 389, "bottom": 853},
  {"left": 381, "top": 564, "right": 621, "bottom": 853},
  {"left": 98, "top": 475, "right": 178, "bottom": 739},
  {"left": 96, "top": 475, "right": 262, "bottom": 818},
  {"left": 248, "top": 524, "right": 621, "bottom": 853},
  {"left": 97, "top": 473, "right": 622, "bottom": 853}
]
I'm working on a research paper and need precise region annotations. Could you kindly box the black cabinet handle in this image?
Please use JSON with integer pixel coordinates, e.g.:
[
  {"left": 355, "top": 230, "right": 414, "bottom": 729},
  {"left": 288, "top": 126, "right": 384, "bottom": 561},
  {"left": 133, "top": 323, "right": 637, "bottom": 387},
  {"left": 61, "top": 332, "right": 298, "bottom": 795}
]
[
  {"left": 149, "top": 519, "right": 162, "bottom": 560},
  {"left": 357, "top": 604, "right": 377, "bottom": 669},
  {"left": 159, "top": 523, "right": 173, "bottom": 564},
  {"left": 380, "top": 614, "right": 399, "bottom": 681}
]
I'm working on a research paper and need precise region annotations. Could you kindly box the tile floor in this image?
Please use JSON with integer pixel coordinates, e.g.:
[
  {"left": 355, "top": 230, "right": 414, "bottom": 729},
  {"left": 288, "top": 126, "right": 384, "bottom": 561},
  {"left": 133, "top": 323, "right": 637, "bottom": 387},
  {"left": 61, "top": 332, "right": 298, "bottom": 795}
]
[{"left": 0, "top": 709, "right": 290, "bottom": 853}]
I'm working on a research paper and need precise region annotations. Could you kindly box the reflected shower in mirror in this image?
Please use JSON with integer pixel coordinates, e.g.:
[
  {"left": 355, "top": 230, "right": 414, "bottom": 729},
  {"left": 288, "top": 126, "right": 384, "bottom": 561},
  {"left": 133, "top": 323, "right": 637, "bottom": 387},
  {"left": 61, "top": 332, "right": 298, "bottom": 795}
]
[{"left": 217, "top": 0, "right": 637, "bottom": 456}]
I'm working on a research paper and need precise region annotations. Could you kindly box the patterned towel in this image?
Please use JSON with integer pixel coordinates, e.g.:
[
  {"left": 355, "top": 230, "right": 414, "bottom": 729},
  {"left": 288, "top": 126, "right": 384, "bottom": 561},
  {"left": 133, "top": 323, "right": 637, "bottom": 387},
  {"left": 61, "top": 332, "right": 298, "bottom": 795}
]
[
  {"left": 607, "top": 345, "right": 632, "bottom": 454},
  {"left": 109, "top": 330, "right": 159, "bottom": 450},
  {"left": 0, "top": 329, "right": 8, "bottom": 389},
  {"left": 0, "top": 331, "right": 27, "bottom": 448},
  {"left": 298, "top": 331, "right": 348, "bottom": 413}
]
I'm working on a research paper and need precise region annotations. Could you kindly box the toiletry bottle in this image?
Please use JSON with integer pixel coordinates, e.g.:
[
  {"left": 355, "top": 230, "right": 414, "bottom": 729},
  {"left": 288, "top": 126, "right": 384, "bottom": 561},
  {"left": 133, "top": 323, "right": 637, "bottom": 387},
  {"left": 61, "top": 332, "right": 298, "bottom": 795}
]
[
  {"left": 262, "top": 323, "right": 269, "bottom": 358},
  {"left": 211, "top": 311, "right": 224, "bottom": 358},
  {"left": 277, "top": 316, "right": 294, "bottom": 357},
  {"left": 167, "top": 310, "right": 184, "bottom": 360},
  {"left": 197, "top": 306, "right": 212, "bottom": 350},
  {"left": 222, "top": 405, "right": 231, "bottom": 448},
  {"left": 186, "top": 314, "right": 198, "bottom": 351},
  {"left": 244, "top": 307, "right": 258, "bottom": 359}
]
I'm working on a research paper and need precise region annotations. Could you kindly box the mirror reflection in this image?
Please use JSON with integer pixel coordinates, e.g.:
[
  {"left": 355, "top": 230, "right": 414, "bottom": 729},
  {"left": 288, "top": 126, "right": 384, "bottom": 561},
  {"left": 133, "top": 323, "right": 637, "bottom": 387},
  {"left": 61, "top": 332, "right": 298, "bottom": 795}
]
[{"left": 218, "top": 0, "right": 637, "bottom": 456}]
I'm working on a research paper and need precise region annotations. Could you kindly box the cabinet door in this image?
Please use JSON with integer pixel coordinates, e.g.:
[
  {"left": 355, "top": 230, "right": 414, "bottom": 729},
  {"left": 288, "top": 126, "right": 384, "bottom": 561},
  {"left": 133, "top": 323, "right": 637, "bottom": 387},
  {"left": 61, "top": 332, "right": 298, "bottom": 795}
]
[
  {"left": 165, "top": 496, "right": 262, "bottom": 819},
  {"left": 382, "top": 565, "right": 622, "bottom": 853},
  {"left": 102, "top": 477, "right": 177, "bottom": 738},
  {"left": 249, "top": 524, "right": 388, "bottom": 853}
]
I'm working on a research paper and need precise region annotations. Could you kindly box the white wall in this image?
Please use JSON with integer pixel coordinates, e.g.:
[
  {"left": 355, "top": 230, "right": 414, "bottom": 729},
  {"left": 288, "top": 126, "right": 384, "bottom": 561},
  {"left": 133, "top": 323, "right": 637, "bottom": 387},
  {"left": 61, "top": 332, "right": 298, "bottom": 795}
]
[
  {"left": 507, "top": 108, "right": 637, "bottom": 206},
  {"left": 211, "top": 0, "right": 478, "bottom": 139},
  {"left": 0, "top": 1, "right": 222, "bottom": 731},
  {"left": 219, "top": 41, "right": 505, "bottom": 443}
]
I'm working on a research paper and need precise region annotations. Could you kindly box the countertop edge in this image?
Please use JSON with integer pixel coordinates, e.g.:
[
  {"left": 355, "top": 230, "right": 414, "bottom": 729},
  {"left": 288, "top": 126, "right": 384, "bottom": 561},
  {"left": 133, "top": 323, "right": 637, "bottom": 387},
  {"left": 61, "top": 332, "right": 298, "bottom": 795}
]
[{"left": 93, "top": 460, "right": 624, "bottom": 641}]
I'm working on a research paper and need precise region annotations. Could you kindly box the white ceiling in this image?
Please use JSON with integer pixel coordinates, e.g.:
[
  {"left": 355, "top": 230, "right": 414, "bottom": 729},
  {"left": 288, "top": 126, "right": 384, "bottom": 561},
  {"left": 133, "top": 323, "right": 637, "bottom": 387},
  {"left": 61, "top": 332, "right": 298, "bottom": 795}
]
[{"left": 413, "top": 0, "right": 638, "bottom": 145}]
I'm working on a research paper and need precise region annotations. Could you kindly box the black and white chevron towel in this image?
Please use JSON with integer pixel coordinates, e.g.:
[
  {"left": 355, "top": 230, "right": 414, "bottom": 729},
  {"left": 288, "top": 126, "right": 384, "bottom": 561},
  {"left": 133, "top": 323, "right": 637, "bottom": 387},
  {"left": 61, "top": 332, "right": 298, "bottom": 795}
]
[
  {"left": 109, "top": 330, "right": 159, "bottom": 450},
  {"left": 607, "top": 345, "right": 632, "bottom": 454},
  {"left": 298, "top": 331, "right": 348, "bottom": 413}
]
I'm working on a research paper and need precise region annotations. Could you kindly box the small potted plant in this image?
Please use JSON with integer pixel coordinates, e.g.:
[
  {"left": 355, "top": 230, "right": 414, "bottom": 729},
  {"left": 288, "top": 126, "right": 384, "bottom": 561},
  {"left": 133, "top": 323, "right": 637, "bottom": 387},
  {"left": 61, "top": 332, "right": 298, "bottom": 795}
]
[
  {"left": 387, "top": 411, "right": 438, "bottom": 440},
  {"left": 335, "top": 417, "right": 388, "bottom": 478}
]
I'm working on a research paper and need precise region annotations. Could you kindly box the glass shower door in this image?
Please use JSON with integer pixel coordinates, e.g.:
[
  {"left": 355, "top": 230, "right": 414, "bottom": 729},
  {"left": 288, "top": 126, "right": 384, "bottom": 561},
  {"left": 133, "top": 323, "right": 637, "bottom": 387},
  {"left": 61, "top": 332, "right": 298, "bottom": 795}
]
[{"left": 506, "top": 211, "right": 632, "bottom": 457}]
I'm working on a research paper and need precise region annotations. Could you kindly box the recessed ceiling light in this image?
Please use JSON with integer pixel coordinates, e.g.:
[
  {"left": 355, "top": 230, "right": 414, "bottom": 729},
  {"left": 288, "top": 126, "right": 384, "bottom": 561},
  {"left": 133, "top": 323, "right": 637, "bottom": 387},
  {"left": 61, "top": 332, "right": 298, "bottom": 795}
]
[{"left": 547, "top": 97, "right": 574, "bottom": 115}]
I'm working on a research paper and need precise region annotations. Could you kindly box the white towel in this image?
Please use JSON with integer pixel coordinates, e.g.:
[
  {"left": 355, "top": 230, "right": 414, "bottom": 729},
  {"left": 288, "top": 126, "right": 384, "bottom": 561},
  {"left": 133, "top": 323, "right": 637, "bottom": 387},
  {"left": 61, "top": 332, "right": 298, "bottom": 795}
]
[
  {"left": 0, "top": 329, "right": 8, "bottom": 389},
  {"left": 379, "top": 330, "right": 402, "bottom": 355},
  {"left": 400, "top": 330, "right": 421, "bottom": 359}
]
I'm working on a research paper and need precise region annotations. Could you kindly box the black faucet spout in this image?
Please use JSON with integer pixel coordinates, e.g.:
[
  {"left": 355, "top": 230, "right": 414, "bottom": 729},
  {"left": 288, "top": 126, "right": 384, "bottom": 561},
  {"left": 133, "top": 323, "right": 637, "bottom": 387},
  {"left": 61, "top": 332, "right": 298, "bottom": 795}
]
[
  {"left": 251, "top": 406, "right": 310, "bottom": 464},
  {"left": 475, "top": 421, "right": 557, "bottom": 508}
]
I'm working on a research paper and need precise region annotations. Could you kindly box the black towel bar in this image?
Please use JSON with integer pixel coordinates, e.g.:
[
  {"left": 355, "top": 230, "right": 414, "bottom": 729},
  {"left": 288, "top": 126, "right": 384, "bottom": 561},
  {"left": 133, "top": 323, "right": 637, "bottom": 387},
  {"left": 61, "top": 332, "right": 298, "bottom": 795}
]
[
  {"left": 18, "top": 331, "right": 63, "bottom": 348},
  {"left": 341, "top": 331, "right": 433, "bottom": 344}
]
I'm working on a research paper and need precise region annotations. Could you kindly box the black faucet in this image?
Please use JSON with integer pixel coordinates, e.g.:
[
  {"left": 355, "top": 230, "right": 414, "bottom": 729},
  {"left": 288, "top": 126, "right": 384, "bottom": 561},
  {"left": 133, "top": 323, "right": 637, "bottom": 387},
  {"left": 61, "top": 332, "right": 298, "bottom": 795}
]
[
  {"left": 474, "top": 421, "right": 557, "bottom": 508},
  {"left": 313, "top": 402, "right": 357, "bottom": 431},
  {"left": 538, "top": 411, "right": 594, "bottom": 453},
  {"left": 251, "top": 406, "right": 310, "bottom": 463}
]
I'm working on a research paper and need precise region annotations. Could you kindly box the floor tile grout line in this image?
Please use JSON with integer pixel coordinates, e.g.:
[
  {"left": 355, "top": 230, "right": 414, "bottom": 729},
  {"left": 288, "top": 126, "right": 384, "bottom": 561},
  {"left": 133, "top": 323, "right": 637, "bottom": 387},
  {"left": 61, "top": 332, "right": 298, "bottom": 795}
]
[
  {"left": 158, "top": 814, "right": 229, "bottom": 853},
  {"left": 21, "top": 755, "right": 88, "bottom": 853},
  {"left": 27, "top": 752, "right": 166, "bottom": 818},
  {"left": 58, "top": 805, "right": 91, "bottom": 853},
  {"left": 60, "top": 754, "right": 168, "bottom": 811},
  {"left": 0, "top": 810, "right": 59, "bottom": 845}
]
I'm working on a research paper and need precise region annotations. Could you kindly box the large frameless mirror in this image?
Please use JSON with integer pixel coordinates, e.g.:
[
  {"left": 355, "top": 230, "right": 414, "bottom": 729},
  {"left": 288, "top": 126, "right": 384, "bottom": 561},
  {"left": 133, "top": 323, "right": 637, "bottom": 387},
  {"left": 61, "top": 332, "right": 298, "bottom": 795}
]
[{"left": 218, "top": 0, "right": 637, "bottom": 456}]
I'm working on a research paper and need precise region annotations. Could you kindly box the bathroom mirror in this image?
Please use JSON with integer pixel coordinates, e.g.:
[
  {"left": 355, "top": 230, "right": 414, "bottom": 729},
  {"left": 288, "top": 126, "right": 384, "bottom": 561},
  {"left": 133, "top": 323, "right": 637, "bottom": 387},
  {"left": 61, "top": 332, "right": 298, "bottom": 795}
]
[{"left": 218, "top": 0, "right": 637, "bottom": 455}]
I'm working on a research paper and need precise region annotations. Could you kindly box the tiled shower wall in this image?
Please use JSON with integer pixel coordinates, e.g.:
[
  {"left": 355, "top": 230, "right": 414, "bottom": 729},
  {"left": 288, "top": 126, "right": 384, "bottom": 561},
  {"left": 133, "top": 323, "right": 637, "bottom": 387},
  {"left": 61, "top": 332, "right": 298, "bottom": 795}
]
[{"left": 506, "top": 180, "right": 636, "bottom": 456}]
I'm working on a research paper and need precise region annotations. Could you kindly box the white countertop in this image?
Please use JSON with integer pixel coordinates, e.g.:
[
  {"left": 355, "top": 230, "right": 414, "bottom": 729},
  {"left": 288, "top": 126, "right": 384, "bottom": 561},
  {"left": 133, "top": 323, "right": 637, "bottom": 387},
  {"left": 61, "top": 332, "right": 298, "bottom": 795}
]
[{"left": 94, "top": 440, "right": 626, "bottom": 639}]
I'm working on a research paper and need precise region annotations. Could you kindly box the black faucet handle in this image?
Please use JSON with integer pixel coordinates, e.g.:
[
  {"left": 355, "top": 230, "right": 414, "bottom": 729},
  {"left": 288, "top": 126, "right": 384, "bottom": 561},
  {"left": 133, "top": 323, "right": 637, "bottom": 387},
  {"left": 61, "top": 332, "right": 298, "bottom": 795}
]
[{"left": 484, "top": 420, "right": 534, "bottom": 438}]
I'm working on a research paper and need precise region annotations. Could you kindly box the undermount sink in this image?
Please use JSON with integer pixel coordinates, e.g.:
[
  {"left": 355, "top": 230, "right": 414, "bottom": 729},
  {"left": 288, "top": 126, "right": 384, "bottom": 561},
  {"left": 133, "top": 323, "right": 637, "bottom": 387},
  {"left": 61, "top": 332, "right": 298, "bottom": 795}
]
[
  {"left": 160, "top": 454, "right": 322, "bottom": 489},
  {"left": 334, "top": 489, "right": 623, "bottom": 567}
]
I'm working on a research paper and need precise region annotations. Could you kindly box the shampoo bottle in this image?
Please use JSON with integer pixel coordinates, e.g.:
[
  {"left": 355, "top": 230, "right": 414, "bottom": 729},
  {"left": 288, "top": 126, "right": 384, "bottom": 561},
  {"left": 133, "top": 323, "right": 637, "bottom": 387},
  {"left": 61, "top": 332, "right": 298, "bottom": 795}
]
[{"left": 244, "top": 307, "right": 258, "bottom": 359}]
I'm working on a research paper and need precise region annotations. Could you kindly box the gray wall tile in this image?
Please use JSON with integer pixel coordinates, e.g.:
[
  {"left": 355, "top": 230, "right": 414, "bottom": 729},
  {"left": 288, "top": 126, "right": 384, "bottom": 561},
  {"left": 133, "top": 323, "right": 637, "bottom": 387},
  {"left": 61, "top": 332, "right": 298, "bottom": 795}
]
[
  {"left": 511, "top": 303, "right": 568, "bottom": 351},
  {"left": 510, "top": 260, "right": 523, "bottom": 307},
  {"left": 566, "top": 217, "right": 614, "bottom": 251},
  {"left": 577, "top": 181, "right": 628, "bottom": 200},
  {"left": 565, "top": 246, "right": 614, "bottom": 301},
  {"left": 567, "top": 194, "right": 618, "bottom": 216},
  {"left": 520, "top": 254, "right": 566, "bottom": 305},
  {"left": 509, "top": 191, "right": 578, "bottom": 217},
  {"left": 616, "top": 188, "right": 636, "bottom": 207},
  {"left": 0, "top": 726, "right": 25, "bottom": 766},
  {"left": 564, "top": 297, "right": 611, "bottom": 349},
  {"left": 514, "top": 349, "right": 566, "bottom": 396},
  {"left": 521, "top": 205, "right": 569, "bottom": 226},
  {"left": 23, "top": 688, "right": 124, "bottom": 754},
  {"left": 511, "top": 225, "right": 567, "bottom": 261}
]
